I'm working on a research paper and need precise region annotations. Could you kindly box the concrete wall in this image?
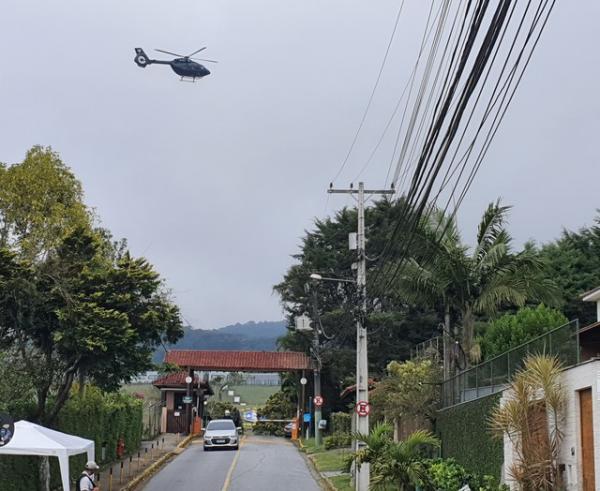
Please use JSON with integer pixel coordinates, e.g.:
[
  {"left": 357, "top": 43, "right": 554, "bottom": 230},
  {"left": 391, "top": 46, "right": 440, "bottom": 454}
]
[{"left": 501, "top": 359, "right": 600, "bottom": 490}]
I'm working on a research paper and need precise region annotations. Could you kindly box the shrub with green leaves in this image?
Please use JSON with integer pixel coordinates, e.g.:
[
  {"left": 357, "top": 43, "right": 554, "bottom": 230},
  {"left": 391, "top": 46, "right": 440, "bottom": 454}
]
[
  {"left": 423, "top": 458, "right": 507, "bottom": 490},
  {"left": 324, "top": 432, "right": 352, "bottom": 450},
  {"left": 479, "top": 304, "right": 567, "bottom": 359},
  {"left": 330, "top": 411, "right": 351, "bottom": 434}
]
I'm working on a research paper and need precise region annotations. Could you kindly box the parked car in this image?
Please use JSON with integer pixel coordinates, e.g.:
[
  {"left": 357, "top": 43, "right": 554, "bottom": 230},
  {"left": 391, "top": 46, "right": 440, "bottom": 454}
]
[
  {"left": 203, "top": 419, "right": 240, "bottom": 451},
  {"left": 283, "top": 422, "right": 293, "bottom": 438}
]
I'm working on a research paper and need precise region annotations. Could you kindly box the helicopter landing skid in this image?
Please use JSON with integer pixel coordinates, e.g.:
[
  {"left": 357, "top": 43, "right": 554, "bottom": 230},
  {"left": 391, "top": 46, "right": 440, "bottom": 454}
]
[{"left": 180, "top": 76, "right": 198, "bottom": 83}]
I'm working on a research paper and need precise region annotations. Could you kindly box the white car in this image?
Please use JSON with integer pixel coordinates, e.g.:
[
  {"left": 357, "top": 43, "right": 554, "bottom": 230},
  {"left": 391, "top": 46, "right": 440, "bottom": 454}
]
[{"left": 203, "top": 419, "right": 240, "bottom": 451}]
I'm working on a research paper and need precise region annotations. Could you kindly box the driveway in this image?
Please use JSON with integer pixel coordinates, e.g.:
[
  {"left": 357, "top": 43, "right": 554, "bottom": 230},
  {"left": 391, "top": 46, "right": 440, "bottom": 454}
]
[{"left": 142, "top": 434, "right": 321, "bottom": 491}]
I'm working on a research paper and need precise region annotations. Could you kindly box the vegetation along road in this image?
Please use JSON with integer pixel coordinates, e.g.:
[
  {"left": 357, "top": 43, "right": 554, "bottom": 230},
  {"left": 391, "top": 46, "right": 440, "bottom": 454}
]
[{"left": 142, "top": 435, "right": 321, "bottom": 491}]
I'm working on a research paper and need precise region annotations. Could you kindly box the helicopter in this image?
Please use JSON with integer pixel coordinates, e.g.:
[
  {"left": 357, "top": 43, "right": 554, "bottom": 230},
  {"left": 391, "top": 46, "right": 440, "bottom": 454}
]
[{"left": 134, "top": 47, "right": 217, "bottom": 81}]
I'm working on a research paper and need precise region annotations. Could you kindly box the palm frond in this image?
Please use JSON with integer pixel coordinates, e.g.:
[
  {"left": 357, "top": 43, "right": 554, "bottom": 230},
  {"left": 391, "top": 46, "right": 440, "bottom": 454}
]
[{"left": 474, "top": 199, "right": 512, "bottom": 262}]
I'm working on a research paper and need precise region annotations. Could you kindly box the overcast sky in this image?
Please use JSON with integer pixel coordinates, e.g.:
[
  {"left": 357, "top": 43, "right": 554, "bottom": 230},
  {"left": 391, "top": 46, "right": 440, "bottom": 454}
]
[{"left": 1, "top": 1, "right": 598, "bottom": 329}]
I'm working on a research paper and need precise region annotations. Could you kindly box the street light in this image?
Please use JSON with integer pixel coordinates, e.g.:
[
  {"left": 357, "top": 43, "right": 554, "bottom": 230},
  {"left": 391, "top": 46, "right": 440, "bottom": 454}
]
[{"left": 310, "top": 273, "right": 356, "bottom": 284}]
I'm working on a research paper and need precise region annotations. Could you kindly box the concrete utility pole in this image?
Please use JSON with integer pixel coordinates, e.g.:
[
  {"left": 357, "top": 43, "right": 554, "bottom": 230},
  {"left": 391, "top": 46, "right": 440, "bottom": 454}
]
[{"left": 328, "top": 182, "right": 394, "bottom": 491}]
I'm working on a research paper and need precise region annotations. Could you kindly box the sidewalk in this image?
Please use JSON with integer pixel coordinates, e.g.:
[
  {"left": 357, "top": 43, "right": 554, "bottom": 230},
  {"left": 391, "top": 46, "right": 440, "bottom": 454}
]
[{"left": 93, "top": 433, "right": 185, "bottom": 491}]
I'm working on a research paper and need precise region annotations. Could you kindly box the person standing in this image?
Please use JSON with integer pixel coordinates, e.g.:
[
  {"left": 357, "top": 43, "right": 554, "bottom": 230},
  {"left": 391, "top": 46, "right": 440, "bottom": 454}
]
[{"left": 76, "top": 461, "right": 99, "bottom": 491}]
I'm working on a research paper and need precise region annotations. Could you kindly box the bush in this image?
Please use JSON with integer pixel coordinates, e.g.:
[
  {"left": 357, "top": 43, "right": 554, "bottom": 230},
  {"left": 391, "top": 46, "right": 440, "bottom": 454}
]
[
  {"left": 0, "top": 385, "right": 143, "bottom": 491},
  {"left": 254, "top": 391, "right": 295, "bottom": 436},
  {"left": 330, "top": 412, "right": 351, "bottom": 434},
  {"left": 324, "top": 432, "right": 352, "bottom": 450},
  {"left": 423, "top": 458, "right": 508, "bottom": 491},
  {"left": 479, "top": 305, "right": 568, "bottom": 359}
]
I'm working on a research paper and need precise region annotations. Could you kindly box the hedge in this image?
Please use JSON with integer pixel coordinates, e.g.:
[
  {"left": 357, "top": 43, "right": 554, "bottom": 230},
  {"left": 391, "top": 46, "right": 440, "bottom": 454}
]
[
  {"left": 435, "top": 393, "right": 503, "bottom": 480},
  {"left": 0, "top": 386, "right": 143, "bottom": 491},
  {"left": 330, "top": 412, "right": 351, "bottom": 434}
]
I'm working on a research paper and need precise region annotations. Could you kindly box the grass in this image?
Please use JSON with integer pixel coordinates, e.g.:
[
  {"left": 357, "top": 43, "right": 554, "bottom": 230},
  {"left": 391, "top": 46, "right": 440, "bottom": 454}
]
[
  {"left": 121, "top": 383, "right": 161, "bottom": 402},
  {"left": 300, "top": 437, "right": 352, "bottom": 489},
  {"left": 221, "top": 384, "right": 280, "bottom": 408},
  {"left": 312, "top": 449, "right": 349, "bottom": 472},
  {"left": 329, "top": 475, "right": 353, "bottom": 491}
]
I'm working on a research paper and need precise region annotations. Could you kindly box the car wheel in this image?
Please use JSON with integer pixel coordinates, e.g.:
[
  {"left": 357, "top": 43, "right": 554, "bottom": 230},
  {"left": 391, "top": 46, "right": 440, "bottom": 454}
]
[
  {"left": 204, "top": 446, "right": 211, "bottom": 452},
  {"left": 233, "top": 445, "right": 239, "bottom": 450}
]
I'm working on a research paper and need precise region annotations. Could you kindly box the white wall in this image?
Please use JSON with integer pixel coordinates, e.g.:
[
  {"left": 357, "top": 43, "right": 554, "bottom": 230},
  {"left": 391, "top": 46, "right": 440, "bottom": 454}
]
[{"left": 501, "top": 359, "right": 600, "bottom": 490}]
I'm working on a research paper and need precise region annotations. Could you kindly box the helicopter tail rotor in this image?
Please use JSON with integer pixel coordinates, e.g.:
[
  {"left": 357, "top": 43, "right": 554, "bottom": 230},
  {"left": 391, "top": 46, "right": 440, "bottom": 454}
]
[{"left": 134, "top": 48, "right": 151, "bottom": 68}]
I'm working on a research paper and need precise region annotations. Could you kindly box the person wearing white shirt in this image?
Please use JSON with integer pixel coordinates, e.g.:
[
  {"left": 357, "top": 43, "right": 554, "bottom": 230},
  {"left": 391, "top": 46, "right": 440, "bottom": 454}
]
[{"left": 77, "top": 461, "right": 99, "bottom": 491}]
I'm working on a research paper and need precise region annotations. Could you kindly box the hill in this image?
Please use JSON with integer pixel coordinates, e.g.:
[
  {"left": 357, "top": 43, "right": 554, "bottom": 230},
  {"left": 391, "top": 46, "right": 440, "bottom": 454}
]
[{"left": 154, "top": 320, "right": 287, "bottom": 362}]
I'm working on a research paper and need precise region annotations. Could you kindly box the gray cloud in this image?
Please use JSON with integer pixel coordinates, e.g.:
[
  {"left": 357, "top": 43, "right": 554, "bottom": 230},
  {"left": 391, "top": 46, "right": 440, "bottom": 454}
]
[{"left": 1, "top": 1, "right": 598, "bottom": 328}]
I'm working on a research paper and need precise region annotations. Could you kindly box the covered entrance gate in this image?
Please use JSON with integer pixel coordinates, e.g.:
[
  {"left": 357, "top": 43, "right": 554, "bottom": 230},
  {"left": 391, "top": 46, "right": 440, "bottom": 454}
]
[{"left": 163, "top": 350, "right": 314, "bottom": 434}]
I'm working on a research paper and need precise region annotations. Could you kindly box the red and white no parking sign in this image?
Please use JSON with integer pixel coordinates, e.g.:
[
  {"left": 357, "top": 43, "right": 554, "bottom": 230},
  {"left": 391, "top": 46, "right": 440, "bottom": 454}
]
[
  {"left": 313, "top": 395, "right": 324, "bottom": 407},
  {"left": 355, "top": 401, "right": 371, "bottom": 417}
]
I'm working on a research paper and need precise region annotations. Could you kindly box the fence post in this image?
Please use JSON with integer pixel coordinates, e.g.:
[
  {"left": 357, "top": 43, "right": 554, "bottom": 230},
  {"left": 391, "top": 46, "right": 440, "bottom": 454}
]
[
  {"left": 119, "top": 461, "right": 124, "bottom": 484},
  {"left": 576, "top": 319, "right": 580, "bottom": 364},
  {"left": 109, "top": 465, "right": 113, "bottom": 491}
]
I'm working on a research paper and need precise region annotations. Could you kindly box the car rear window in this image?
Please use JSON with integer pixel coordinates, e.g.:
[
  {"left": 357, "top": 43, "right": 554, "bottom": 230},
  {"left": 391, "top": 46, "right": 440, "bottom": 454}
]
[{"left": 206, "top": 420, "right": 235, "bottom": 431}]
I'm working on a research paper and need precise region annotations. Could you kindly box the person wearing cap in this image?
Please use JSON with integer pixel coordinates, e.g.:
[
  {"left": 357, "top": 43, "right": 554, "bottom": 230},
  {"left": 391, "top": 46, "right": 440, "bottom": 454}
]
[{"left": 77, "top": 461, "right": 99, "bottom": 491}]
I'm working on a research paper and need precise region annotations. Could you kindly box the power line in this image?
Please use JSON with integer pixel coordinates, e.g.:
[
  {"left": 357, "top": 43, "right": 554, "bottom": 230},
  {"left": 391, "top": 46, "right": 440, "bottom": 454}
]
[{"left": 330, "top": 0, "right": 406, "bottom": 184}]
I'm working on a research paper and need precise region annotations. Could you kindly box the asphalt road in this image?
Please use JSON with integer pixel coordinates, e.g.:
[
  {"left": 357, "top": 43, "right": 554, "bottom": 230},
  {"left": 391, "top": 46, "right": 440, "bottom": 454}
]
[{"left": 142, "top": 435, "right": 321, "bottom": 491}]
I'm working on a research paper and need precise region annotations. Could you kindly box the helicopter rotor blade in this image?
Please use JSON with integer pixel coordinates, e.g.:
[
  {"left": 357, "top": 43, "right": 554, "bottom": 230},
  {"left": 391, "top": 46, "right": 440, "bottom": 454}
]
[
  {"left": 191, "top": 57, "right": 219, "bottom": 63},
  {"left": 155, "top": 49, "right": 186, "bottom": 57},
  {"left": 187, "top": 47, "right": 207, "bottom": 57}
]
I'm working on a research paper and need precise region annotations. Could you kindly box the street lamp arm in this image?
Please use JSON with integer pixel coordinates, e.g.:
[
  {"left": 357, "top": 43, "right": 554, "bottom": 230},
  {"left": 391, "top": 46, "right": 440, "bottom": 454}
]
[{"left": 310, "top": 273, "right": 356, "bottom": 284}]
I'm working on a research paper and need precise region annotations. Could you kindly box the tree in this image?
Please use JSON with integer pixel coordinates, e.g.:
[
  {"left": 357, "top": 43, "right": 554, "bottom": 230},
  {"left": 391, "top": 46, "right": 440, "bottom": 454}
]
[
  {"left": 534, "top": 212, "right": 600, "bottom": 326},
  {"left": 479, "top": 305, "right": 568, "bottom": 359},
  {"left": 0, "top": 225, "right": 183, "bottom": 426},
  {"left": 275, "top": 199, "right": 438, "bottom": 408},
  {"left": 0, "top": 146, "right": 90, "bottom": 259},
  {"left": 351, "top": 422, "right": 440, "bottom": 491},
  {"left": 395, "top": 200, "right": 557, "bottom": 363},
  {"left": 490, "top": 355, "right": 566, "bottom": 490},
  {"left": 370, "top": 359, "right": 439, "bottom": 439}
]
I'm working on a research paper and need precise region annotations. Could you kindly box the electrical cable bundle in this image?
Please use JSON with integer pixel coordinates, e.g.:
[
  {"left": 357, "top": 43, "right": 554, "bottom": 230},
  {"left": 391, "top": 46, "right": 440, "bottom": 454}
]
[{"left": 328, "top": 0, "right": 558, "bottom": 299}]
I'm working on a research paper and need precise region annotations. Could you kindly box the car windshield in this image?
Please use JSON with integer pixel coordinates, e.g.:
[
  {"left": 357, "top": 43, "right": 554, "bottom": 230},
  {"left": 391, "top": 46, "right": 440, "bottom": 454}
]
[{"left": 206, "top": 421, "right": 235, "bottom": 431}]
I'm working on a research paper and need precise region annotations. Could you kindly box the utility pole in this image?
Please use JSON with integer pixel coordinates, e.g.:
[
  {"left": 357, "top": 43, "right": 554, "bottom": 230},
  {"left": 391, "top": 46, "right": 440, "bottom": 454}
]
[
  {"left": 328, "top": 182, "right": 394, "bottom": 491},
  {"left": 309, "top": 285, "right": 323, "bottom": 447}
]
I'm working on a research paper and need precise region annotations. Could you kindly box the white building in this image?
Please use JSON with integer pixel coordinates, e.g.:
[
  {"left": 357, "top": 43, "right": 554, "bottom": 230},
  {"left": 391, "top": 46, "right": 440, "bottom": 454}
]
[{"left": 502, "top": 287, "right": 600, "bottom": 491}]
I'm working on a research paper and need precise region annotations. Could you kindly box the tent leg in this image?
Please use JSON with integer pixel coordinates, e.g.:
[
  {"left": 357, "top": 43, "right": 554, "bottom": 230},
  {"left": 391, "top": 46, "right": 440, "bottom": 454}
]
[{"left": 58, "top": 454, "right": 70, "bottom": 491}]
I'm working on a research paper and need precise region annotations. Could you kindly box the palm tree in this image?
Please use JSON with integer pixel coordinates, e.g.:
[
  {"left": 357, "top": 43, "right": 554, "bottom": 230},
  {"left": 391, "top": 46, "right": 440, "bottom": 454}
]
[
  {"left": 351, "top": 423, "right": 440, "bottom": 490},
  {"left": 395, "top": 199, "right": 556, "bottom": 366}
]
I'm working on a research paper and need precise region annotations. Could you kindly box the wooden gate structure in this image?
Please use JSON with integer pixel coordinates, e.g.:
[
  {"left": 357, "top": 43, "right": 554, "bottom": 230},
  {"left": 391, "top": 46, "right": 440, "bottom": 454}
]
[{"left": 161, "top": 350, "right": 314, "bottom": 435}]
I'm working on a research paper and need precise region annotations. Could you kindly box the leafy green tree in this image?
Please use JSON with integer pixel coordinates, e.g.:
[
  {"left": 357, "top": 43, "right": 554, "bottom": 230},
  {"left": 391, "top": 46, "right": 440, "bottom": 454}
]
[
  {"left": 0, "top": 224, "right": 183, "bottom": 426},
  {"left": 395, "top": 200, "right": 557, "bottom": 362},
  {"left": 370, "top": 359, "right": 439, "bottom": 432},
  {"left": 0, "top": 146, "right": 90, "bottom": 259},
  {"left": 275, "top": 199, "right": 438, "bottom": 408},
  {"left": 479, "top": 305, "right": 568, "bottom": 359},
  {"left": 534, "top": 212, "right": 600, "bottom": 326}
]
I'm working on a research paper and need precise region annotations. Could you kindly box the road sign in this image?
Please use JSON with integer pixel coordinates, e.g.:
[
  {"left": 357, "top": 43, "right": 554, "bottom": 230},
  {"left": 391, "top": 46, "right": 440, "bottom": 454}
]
[
  {"left": 313, "top": 395, "right": 323, "bottom": 407},
  {"left": 183, "top": 396, "right": 193, "bottom": 404},
  {"left": 300, "top": 377, "right": 307, "bottom": 385},
  {"left": 355, "top": 401, "right": 371, "bottom": 417}
]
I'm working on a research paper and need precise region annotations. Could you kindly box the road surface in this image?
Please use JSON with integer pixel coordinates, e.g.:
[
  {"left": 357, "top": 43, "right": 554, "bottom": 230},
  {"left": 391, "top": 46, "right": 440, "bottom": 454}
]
[{"left": 142, "top": 434, "right": 321, "bottom": 491}]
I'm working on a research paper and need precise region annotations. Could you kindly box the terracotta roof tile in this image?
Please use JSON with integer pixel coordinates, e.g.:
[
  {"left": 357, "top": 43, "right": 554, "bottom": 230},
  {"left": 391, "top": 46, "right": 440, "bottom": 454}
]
[{"left": 164, "top": 350, "right": 313, "bottom": 372}]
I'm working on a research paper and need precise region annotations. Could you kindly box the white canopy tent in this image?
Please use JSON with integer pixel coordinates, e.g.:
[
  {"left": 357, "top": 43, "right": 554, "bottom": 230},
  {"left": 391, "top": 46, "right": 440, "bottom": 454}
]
[{"left": 0, "top": 420, "right": 95, "bottom": 491}]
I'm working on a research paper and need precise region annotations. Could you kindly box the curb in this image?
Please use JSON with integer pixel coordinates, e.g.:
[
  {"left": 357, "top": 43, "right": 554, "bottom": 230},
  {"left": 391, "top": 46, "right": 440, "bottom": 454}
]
[
  {"left": 306, "top": 454, "right": 337, "bottom": 491},
  {"left": 121, "top": 434, "right": 196, "bottom": 491}
]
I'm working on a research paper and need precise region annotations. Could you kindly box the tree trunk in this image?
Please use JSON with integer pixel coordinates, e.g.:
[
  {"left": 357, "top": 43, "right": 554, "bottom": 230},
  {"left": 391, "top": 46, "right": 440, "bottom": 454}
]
[
  {"left": 443, "top": 305, "right": 451, "bottom": 378},
  {"left": 462, "top": 307, "right": 475, "bottom": 363},
  {"left": 39, "top": 456, "right": 50, "bottom": 491}
]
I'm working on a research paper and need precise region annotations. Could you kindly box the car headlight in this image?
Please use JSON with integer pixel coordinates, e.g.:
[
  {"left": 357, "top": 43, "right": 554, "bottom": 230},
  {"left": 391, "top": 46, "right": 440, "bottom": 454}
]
[{"left": 230, "top": 437, "right": 237, "bottom": 443}]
